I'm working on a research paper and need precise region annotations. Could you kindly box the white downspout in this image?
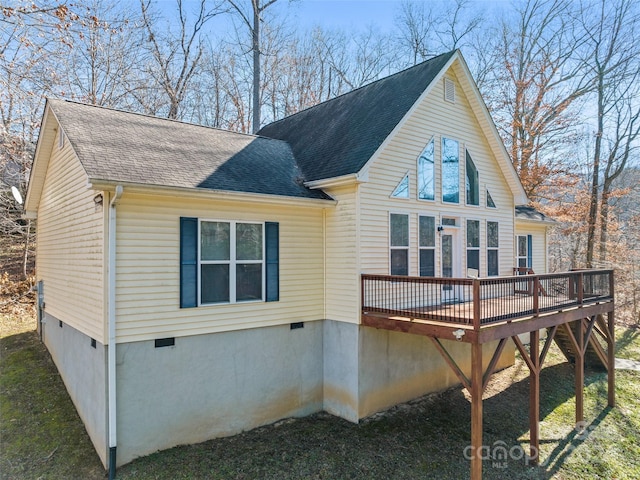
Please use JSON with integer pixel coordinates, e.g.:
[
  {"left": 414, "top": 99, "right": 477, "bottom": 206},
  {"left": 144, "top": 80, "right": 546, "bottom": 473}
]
[{"left": 108, "top": 185, "right": 123, "bottom": 479}]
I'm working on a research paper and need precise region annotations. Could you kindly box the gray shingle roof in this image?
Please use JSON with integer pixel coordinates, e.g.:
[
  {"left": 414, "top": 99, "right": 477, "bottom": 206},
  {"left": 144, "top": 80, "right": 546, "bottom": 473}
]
[
  {"left": 48, "top": 99, "right": 329, "bottom": 200},
  {"left": 515, "top": 206, "right": 555, "bottom": 223},
  {"left": 257, "top": 51, "right": 456, "bottom": 182}
]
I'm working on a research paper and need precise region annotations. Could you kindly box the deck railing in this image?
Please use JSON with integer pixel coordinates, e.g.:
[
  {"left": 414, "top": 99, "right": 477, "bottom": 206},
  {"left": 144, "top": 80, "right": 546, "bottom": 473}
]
[{"left": 361, "top": 269, "right": 614, "bottom": 328}]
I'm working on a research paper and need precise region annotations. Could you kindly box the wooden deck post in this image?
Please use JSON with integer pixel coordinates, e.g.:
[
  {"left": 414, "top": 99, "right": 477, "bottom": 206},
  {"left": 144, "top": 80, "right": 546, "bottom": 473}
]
[
  {"left": 575, "top": 320, "right": 585, "bottom": 425},
  {"left": 471, "top": 341, "right": 483, "bottom": 480},
  {"left": 608, "top": 310, "right": 616, "bottom": 407},
  {"left": 529, "top": 329, "right": 540, "bottom": 465}
]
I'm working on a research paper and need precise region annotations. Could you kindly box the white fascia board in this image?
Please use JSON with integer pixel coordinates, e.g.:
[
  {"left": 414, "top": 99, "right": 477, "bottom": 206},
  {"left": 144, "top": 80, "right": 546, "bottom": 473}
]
[
  {"left": 87, "top": 180, "right": 337, "bottom": 208},
  {"left": 303, "top": 172, "right": 368, "bottom": 190},
  {"left": 24, "top": 102, "right": 55, "bottom": 212}
]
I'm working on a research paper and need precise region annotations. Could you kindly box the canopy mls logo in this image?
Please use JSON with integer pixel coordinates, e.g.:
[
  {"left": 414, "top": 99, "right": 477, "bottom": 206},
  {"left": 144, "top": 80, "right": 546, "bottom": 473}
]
[
  {"left": 463, "top": 440, "right": 535, "bottom": 469},
  {"left": 463, "top": 420, "right": 614, "bottom": 469}
]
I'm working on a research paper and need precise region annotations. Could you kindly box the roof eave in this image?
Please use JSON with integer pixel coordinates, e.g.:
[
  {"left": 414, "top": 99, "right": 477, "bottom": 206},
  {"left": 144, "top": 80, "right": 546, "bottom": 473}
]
[
  {"left": 515, "top": 216, "right": 556, "bottom": 226},
  {"left": 87, "top": 179, "right": 336, "bottom": 207},
  {"left": 304, "top": 172, "right": 368, "bottom": 189},
  {"left": 24, "top": 101, "right": 55, "bottom": 212}
]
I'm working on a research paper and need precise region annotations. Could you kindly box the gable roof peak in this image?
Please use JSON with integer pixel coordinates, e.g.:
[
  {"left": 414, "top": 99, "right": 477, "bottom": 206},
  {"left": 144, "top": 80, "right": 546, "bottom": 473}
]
[
  {"left": 263, "top": 50, "right": 458, "bottom": 131},
  {"left": 258, "top": 50, "right": 458, "bottom": 182}
]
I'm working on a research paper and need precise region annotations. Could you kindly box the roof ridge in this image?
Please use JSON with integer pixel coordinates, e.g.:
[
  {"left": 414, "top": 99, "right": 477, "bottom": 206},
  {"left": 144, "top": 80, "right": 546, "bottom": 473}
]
[
  {"left": 47, "top": 98, "right": 266, "bottom": 140},
  {"left": 259, "top": 50, "right": 457, "bottom": 131}
]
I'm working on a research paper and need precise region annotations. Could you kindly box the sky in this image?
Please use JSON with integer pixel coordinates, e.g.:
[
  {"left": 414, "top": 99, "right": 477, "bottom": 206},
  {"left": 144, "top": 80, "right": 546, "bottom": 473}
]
[
  {"left": 288, "top": 0, "right": 405, "bottom": 30},
  {"left": 284, "top": 0, "right": 511, "bottom": 30},
  {"left": 153, "top": 0, "right": 512, "bottom": 35}
]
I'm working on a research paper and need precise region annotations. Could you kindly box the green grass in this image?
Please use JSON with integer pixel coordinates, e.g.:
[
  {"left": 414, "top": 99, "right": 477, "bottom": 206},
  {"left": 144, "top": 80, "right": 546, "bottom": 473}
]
[
  {"left": 0, "top": 326, "right": 105, "bottom": 479},
  {"left": 1, "top": 319, "right": 639, "bottom": 480}
]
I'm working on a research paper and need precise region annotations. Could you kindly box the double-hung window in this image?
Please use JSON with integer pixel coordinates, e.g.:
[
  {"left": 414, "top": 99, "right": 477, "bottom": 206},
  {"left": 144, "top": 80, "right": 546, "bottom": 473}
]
[
  {"left": 466, "top": 219, "right": 480, "bottom": 273},
  {"left": 487, "top": 221, "right": 499, "bottom": 276},
  {"left": 419, "top": 215, "right": 436, "bottom": 276},
  {"left": 180, "top": 217, "right": 279, "bottom": 308},
  {"left": 200, "top": 221, "right": 263, "bottom": 304},
  {"left": 390, "top": 213, "right": 409, "bottom": 275}
]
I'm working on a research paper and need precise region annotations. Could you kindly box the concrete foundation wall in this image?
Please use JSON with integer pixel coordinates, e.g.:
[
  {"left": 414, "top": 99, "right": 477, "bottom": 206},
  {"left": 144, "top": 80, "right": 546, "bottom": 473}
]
[
  {"left": 358, "top": 327, "right": 515, "bottom": 418},
  {"left": 323, "top": 320, "right": 359, "bottom": 422},
  {"left": 41, "top": 316, "right": 516, "bottom": 469},
  {"left": 41, "top": 312, "right": 108, "bottom": 466},
  {"left": 116, "top": 320, "right": 324, "bottom": 466}
]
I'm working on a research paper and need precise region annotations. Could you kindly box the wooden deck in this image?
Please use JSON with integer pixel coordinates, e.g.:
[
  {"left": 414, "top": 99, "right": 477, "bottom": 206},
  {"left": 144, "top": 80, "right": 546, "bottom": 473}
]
[
  {"left": 361, "top": 270, "right": 614, "bottom": 343},
  {"left": 360, "top": 269, "right": 616, "bottom": 480}
]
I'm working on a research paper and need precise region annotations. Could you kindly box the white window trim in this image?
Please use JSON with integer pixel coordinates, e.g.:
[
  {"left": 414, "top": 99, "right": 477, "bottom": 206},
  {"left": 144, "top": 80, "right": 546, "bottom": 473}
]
[
  {"left": 440, "top": 215, "right": 460, "bottom": 228},
  {"left": 417, "top": 136, "right": 436, "bottom": 203},
  {"left": 516, "top": 234, "right": 529, "bottom": 269},
  {"left": 466, "top": 218, "right": 481, "bottom": 273},
  {"left": 487, "top": 221, "right": 499, "bottom": 276},
  {"left": 58, "top": 128, "right": 65, "bottom": 149},
  {"left": 441, "top": 137, "right": 460, "bottom": 204},
  {"left": 465, "top": 147, "right": 480, "bottom": 208},
  {"left": 389, "top": 212, "right": 410, "bottom": 275},
  {"left": 390, "top": 171, "right": 410, "bottom": 199},
  {"left": 486, "top": 187, "right": 497, "bottom": 209},
  {"left": 198, "top": 219, "right": 265, "bottom": 305},
  {"left": 418, "top": 214, "right": 437, "bottom": 277}
]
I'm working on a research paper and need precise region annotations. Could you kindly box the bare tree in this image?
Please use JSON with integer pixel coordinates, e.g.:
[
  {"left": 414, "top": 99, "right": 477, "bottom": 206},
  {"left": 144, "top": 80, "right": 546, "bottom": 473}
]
[
  {"left": 598, "top": 97, "right": 640, "bottom": 263},
  {"left": 394, "top": 0, "right": 435, "bottom": 65},
  {"left": 578, "top": 0, "right": 640, "bottom": 267},
  {"left": 61, "top": 0, "right": 146, "bottom": 107},
  {"left": 226, "top": 0, "right": 280, "bottom": 133},
  {"left": 434, "top": 0, "right": 484, "bottom": 51},
  {"left": 486, "top": 0, "right": 592, "bottom": 201},
  {"left": 394, "top": 0, "right": 484, "bottom": 68},
  {"left": 140, "top": 0, "right": 224, "bottom": 119}
]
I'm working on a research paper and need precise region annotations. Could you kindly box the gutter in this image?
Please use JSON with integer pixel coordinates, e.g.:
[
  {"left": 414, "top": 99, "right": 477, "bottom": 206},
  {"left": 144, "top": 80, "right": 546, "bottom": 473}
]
[
  {"left": 303, "top": 172, "right": 368, "bottom": 190},
  {"left": 108, "top": 185, "right": 123, "bottom": 480},
  {"left": 87, "top": 180, "right": 336, "bottom": 208}
]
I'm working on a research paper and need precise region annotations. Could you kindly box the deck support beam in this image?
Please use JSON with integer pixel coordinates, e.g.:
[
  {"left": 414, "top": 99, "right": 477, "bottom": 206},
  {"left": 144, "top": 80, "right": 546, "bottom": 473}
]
[
  {"left": 608, "top": 310, "right": 616, "bottom": 407},
  {"left": 575, "top": 320, "right": 585, "bottom": 425},
  {"left": 470, "top": 342, "right": 483, "bottom": 480},
  {"left": 529, "top": 329, "right": 540, "bottom": 465},
  {"left": 429, "top": 337, "right": 471, "bottom": 391}
]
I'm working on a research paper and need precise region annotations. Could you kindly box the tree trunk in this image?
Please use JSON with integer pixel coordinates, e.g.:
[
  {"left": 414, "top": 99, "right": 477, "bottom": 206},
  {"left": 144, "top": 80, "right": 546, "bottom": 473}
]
[
  {"left": 252, "top": 1, "right": 260, "bottom": 133},
  {"left": 598, "top": 183, "right": 610, "bottom": 263},
  {"left": 586, "top": 72, "right": 604, "bottom": 268}
]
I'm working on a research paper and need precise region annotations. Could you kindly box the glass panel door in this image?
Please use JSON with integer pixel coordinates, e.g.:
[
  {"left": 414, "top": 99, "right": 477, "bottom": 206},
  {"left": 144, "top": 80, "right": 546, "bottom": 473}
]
[
  {"left": 441, "top": 228, "right": 463, "bottom": 302},
  {"left": 442, "top": 234, "right": 453, "bottom": 279}
]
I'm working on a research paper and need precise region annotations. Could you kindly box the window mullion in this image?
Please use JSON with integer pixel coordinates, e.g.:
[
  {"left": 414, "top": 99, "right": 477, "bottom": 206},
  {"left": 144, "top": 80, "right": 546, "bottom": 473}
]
[
  {"left": 197, "top": 220, "right": 202, "bottom": 306},
  {"left": 230, "top": 221, "right": 237, "bottom": 303},
  {"left": 261, "top": 223, "right": 266, "bottom": 301}
]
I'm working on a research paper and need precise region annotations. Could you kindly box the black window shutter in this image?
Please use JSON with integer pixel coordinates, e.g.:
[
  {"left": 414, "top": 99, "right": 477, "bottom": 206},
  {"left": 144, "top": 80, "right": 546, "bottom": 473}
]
[
  {"left": 265, "top": 222, "right": 279, "bottom": 302},
  {"left": 527, "top": 234, "right": 533, "bottom": 269},
  {"left": 180, "top": 217, "right": 198, "bottom": 308}
]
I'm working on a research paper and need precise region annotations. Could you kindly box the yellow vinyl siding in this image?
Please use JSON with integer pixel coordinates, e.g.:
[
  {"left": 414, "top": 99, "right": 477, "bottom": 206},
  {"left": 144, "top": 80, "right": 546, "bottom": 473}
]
[
  {"left": 360, "top": 69, "right": 516, "bottom": 278},
  {"left": 114, "top": 193, "right": 325, "bottom": 342},
  {"left": 323, "top": 185, "right": 360, "bottom": 323},
  {"left": 37, "top": 130, "right": 105, "bottom": 341}
]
